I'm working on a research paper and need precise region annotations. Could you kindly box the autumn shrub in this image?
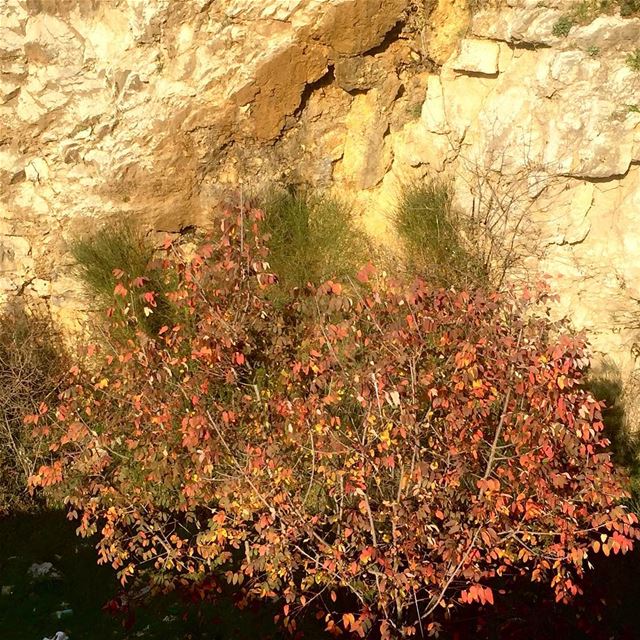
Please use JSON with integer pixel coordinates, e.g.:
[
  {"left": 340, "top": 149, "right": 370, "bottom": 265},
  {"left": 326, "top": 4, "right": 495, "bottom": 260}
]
[
  {"left": 260, "top": 187, "right": 366, "bottom": 292},
  {"left": 394, "top": 179, "right": 488, "bottom": 287},
  {"left": 0, "top": 301, "right": 68, "bottom": 514},
  {"left": 70, "top": 220, "right": 180, "bottom": 336},
  {"left": 31, "top": 207, "right": 637, "bottom": 638}
]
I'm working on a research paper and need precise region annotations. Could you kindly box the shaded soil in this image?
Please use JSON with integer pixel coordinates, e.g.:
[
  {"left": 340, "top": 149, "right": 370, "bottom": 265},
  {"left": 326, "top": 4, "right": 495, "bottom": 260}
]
[
  {"left": 0, "top": 511, "right": 288, "bottom": 640},
  {"left": 2, "top": 510, "right": 640, "bottom": 639}
]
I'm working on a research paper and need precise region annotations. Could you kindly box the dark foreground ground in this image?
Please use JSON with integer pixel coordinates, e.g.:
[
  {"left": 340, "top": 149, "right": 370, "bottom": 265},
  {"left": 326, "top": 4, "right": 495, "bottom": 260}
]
[
  {"left": 0, "top": 511, "right": 292, "bottom": 640},
  {"left": 1, "top": 511, "right": 639, "bottom": 640}
]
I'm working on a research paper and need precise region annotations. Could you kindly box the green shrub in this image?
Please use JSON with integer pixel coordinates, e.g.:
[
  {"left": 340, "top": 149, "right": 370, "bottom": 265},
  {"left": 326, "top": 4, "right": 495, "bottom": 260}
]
[
  {"left": 70, "top": 221, "right": 180, "bottom": 337},
  {"left": 573, "top": 1, "right": 592, "bottom": 21},
  {"left": 407, "top": 101, "right": 423, "bottom": 120},
  {"left": 553, "top": 15, "right": 574, "bottom": 37},
  {"left": 626, "top": 48, "right": 640, "bottom": 71},
  {"left": 587, "top": 363, "right": 640, "bottom": 510},
  {"left": 394, "top": 179, "right": 487, "bottom": 287},
  {"left": 619, "top": 0, "right": 640, "bottom": 16},
  {"left": 0, "top": 301, "right": 68, "bottom": 514},
  {"left": 259, "top": 187, "right": 366, "bottom": 291}
]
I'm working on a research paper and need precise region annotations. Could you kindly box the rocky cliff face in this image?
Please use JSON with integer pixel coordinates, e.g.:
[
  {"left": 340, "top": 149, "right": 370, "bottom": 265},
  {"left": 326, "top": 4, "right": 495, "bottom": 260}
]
[
  {"left": 2, "top": 0, "right": 640, "bottom": 371},
  {"left": 0, "top": 0, "right": 411, "bottom": 317}
]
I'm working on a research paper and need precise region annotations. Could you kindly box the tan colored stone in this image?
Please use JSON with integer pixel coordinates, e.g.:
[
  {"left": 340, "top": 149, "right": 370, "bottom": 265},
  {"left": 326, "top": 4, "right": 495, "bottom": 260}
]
[
  {"left": 471, "top": 6, "right": 562, "bottom": 45},
  {"left": 441, "top": 70, "right": 497, "bottom": 141},
  {"left": 334, "top": 56, "right": 385, "bottom": 92},
  {"left": 0, "top": 236, "right": 32, "bottom": 276},
  {"left": 394, "top": 122, "right": 453, "bottom": 173},
  {"left": 449, "top": 38, "right": 500, "bottom": 76},
  {"left": 571, "top": 15, "right": 640, "bottom": 52},
  {"left": 27, "top": 278, "right": 52, "bottom": 298},
  {"left": 423, "top": 0, "right": 470, "bottom": 66},
  {"left": 316, "top": 0, "right": 409, "bottom": 56},
  {"left": 338, "top": 89, "right": 393, "bottom": 190},
  {"left": 421, "top": 75, "right": 449, "bottom": 135},
  {"left": 0, "top": 27, "right": 24, "bottom": 61},
  {"left": 24, "top": 158, "right": 50, "bottom": 183},
  {"left": 239, "top": 43, "right": 329, "bottom": 140}
]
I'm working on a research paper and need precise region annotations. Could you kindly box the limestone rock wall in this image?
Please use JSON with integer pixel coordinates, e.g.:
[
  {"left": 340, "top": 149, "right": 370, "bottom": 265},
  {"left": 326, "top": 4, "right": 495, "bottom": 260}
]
[
  {"left": 2, "top": 0, "right": 640, "bottom": 374},
  {"left": 354, "top": 0, "right": 640, "bottom": 370},
  {"left": 0, "top": 0, "right": 409, "bottom": 321}
]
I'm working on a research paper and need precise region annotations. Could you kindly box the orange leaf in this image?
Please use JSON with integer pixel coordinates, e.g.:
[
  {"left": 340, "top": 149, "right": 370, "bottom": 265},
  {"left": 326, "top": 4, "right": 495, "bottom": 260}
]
[
  {"left": 114, "top": 282, "right": 128, "bottom": 298},
  {"left": 342, "top": 613, "right": 355, "bottom": 630},
  {"left": 484, "top": 587, "right": 494, "bottom": 605}
]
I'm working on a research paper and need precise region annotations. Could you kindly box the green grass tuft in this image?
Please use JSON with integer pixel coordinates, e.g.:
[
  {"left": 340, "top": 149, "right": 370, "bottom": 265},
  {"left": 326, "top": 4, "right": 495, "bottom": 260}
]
[
  {"left": 71, "top": 222, "right": 154, "bottom": 300},
  {"left": 552, "top": 15, "right": 574, "bottom": 37},
  {"left": 586, "top": 364, "right": 640, "bottom": 510},
  {"left": 619, "top": 0, "right": 640, "bottom": 15},
  {"left": 70, "top": 221, "right": 179, "bottom": 337},
  {"left": 626, "top": 48, "right": 640, "bottom": 71},
  {"left": 394, "top": 179, "right": 487, "bottom": 287},
  {"left": 260, "top": 188, "right": 366, "bottom": 292}
]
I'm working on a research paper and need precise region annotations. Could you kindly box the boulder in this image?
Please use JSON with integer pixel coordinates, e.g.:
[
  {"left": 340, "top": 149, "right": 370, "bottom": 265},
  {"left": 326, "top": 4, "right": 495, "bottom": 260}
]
[{"left": 449, "top": 38, "right": 500, "bottom": 76}]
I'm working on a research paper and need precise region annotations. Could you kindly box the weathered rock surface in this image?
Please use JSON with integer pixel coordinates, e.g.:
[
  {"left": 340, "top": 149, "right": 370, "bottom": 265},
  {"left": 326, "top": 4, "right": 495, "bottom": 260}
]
[
  {"left": 449, "top": 38, "right": 500, "bottom": 75},
  {"left": 356, "top": 0, "right": 640, "bottom": 370},
  {"left": 0, "top": 0, "right": 410, "bottom": 324},
  {"left": 2, "top": 0, "right": 640, "bottom": 377}
]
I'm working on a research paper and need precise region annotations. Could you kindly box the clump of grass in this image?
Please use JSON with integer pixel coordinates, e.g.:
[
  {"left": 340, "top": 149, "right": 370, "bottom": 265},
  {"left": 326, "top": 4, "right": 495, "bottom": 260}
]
[
  {"left": 626, "top": 48, "right": 640, "bottom": 71},
  {"left": 70, "top": 221, "right": 178, "bottom": 337},
  {"left": 71, "top": 221, "right": 155, "bottom": 300},
  {"left": 393, "top": 179, "right": 487, "bottom": 288},
  {"left": 619, "top": 0, "right": 640, "bottom": 15},
  {"left": 407, "top": 101, "right": 423, "bottom": 120},
  {"left": 553, "top": 15, "right": 575, "bottom": 37},
  {"left": 587, "top": 363, "right": 640, "bottom": 510},
  {"left": 260, "top": 188, "right": 366, "bottom": 292},
  {"left": 0, "top": 301, "right": 68, "bottom": 514}
]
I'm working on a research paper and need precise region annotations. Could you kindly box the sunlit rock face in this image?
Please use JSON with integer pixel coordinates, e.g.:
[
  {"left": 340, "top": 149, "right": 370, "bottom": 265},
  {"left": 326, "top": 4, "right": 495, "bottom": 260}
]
[
  {"left": 371, "top": 1, "right": 640, "bottom": 370},
  {"left": 0, "top": 0, "right": 408, "bottom": 324},
  {"left": 2, "top": 0, "right": 640, "bottom": 374}
]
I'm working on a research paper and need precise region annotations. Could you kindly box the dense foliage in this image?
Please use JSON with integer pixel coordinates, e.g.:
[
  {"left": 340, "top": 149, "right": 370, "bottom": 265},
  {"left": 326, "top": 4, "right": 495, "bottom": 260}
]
[
  {"left": 70, "top": 220, "right": 180, "bottom": 336},
  {"left": 31, "top": 207, "right": 637, "bottom": 638},
  {"left": 394, "top": 179, "right": 487, "bottom": 288},
  {"left": 0, "top": 302, "right": 67, "bottom": 514}
]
